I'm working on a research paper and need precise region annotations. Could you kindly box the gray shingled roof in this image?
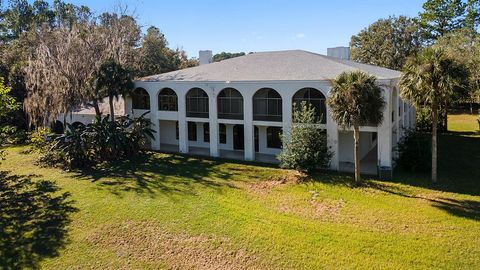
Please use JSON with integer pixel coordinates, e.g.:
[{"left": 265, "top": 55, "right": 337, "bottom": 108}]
[{"left": 138, "top": 50, "right": 401, "bottom": 82}]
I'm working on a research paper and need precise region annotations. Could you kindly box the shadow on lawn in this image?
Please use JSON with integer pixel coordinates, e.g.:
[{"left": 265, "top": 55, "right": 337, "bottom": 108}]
[
  {"left": 307, "top": 171, "right": 480, "bottom": 221},
  {"left": 0, "top": 171, "right": 77, "bottom": 269},
  {"left": 365, "top": 180, "right": 480, "bottom": 221},
  {"left": 392, "top": 132, "right": 480, "bottom": 197},
  {"left": 71, "top": 153, "right": 268, "bottom": 198}
]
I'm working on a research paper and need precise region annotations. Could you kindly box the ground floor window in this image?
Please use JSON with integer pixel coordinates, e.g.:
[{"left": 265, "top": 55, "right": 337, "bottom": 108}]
[
  {"left": 219, "top": 124, "right": 226, "bottom": 144},
  {"left": 204, "top": 123, "right": 210, "bottom": 142},
  {"left": 188, "top": 122, "right": 197, "bottom": 141},
  {"left": 267, "top": 127, "right": 282, "bottom": 149}
]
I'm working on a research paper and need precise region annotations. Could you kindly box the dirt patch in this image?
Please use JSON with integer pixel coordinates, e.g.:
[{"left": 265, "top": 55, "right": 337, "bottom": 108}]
[
  {"left": 277, "top": 191, "right": 346, "bottom": 220},
  {"left": 87, "top": 221, "right": 269, "bottom": 270},
  {"left": 244, "top": 171, "right": 305, "bottom": 195},
  {"left": 310, "top": 198, "right": 346, "bottom": 219}
]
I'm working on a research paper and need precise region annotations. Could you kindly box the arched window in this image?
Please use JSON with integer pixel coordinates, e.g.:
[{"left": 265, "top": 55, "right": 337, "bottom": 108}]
[
  {"left": 186, "top": 88, "right": 209, "bottom": 118},
  {"left": 253, "top": 88, "right": 282, "bottom": 122},
  {"left": 158, "top": 88, "right": 178, "bottom": 111},
  {"left": 218, "top": 88, "right": 243, "bottom": 120},
  {"left": 132, "top": 88, "right": 150, "bottom": 110},
  {"left": 292, "top": 88, "right": 326, "bottom": 123}
]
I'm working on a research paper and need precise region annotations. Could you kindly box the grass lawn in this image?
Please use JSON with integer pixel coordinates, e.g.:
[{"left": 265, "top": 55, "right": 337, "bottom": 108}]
[{"left": 1, "top": 114, "right": 479, "bottom": 269}]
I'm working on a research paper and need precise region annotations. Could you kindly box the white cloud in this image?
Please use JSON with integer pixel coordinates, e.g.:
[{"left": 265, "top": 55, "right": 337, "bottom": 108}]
[{"left": 295, "top": 33, "right": 306, "bottom": 39}]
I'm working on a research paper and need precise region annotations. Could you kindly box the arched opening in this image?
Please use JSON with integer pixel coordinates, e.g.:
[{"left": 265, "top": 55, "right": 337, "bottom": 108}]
[
  {"left": 52, "top": 120, "right": 64, "bottom": 134},
  {"left": 186, "top": 88, "right": 209, "bottom": 118},
  {"left": 158, "top": 88, "right": 178, "bottom": 111},
  {"left": 218, "top": 88, "right": 243, "bottom": 120},
  {"left": 253, "top": 88, "right": 282, "bottom": 122},
  {"left": 132, "top": 88, "right": 150, "bottom": 110},
  {"left": 292, "top": 88, "right": 326, "bottom": 123}
]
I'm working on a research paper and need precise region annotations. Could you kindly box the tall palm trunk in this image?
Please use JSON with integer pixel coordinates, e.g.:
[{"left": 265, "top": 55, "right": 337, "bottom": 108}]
[
  {"left": 431, "top": 102, "right": 438, "bottom": 183},
  {"left": 109, "top": 95, "right": 115, "bottom": 121},
  {"left": 92, "top": 99, "right": 101, "bottom": 117},
  {"left": 353, "top": 124, "right": 361, "bottom": 184}
]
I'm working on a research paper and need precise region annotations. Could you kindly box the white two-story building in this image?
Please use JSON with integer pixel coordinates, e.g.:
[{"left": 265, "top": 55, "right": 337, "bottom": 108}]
[{"left": 62, "top": 48, "right": 415, "bottom": 176}]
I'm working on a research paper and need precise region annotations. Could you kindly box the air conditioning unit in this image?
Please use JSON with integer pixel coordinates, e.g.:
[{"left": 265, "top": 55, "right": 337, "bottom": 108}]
[{"left": 378, "top": 166, "right": 392, "bottom": 180}]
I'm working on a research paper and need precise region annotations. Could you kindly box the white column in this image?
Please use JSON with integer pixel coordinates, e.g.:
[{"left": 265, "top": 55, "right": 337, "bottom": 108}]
[
  {"left": 398, "top": 99, "right": 403, "bottom": 139},
  {"left": 244, "top": 92, "right": 255, "bottom": 161},
  {"left": 124, "top": 95, "right": 133, "bottom": 116},
  {"left": 326, "top": 104, "right": 339, "bottom": 170},
  {"left": 149, "top": 89, "right": 160, "bottom": 150},
  {"left": 178, "top": 91, "right": 188, "bottom": 153},
  {"left": 378, "top": 88, "right": 392, "bottom": 168},
  {"left": 282, "top": 94, "right": 293, "bottom": 140},
  {"left": 411, "top": 107, "right": 416, "bottom": 129},
  {"left": 258, "top": 126, "right": 267, "bottom": 153},
  {"left": 404, "top": 104, "right": 408, "bottom": 129},
  {"left": 395, "top": 89, "right": 401, "bottom": 144},
  {"left": 208, "top": 90, "right": 219, "bottom": 157}
]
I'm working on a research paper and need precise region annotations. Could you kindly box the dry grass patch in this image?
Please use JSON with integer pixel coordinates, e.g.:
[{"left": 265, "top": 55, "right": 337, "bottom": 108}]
[
  {"left": 87, "top": 221, "right": 269, "bottom": 270},
  {"left": 242, "top": 170, "right": 305, "bottom": 195}
]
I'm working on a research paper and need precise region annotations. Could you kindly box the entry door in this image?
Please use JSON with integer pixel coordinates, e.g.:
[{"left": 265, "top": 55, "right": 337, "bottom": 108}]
[{"left": 233, "top": 125, "right": 245, "bottom": 150}]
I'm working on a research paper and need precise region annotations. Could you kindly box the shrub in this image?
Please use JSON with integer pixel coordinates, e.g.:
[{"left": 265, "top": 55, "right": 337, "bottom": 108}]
[
  {"left": 278, "top": 102, "right": 332, "bottom": 173},
  {"left": 40, "top": 113, "right": 154, "bottom": 169},
  {"left": 394, "top": 128, "right": 431, "bottom": 172},
  {"left": 29, "top": 127, "right": 54, "bottom": 150},
  {"left": 415, "top": 106, "right": 447, "bottom": 132}
]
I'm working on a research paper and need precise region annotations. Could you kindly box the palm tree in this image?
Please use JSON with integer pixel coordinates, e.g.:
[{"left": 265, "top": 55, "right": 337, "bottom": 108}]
[
  {"left": 328, "top": 71, "right": 386, "bottom": 184},
  {"left": 95, "top": 58, "right": 134, "bottom": 121},
  {"left": 399, "top": 47, "right": 468, "bottom": 183}
]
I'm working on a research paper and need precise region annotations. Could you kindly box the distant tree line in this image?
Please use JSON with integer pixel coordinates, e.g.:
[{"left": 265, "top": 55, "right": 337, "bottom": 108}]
[
  {"left": 350, "top": 0, "right": 480, "bottom": 130},
  {"left": 0, "top": 0, "right": 198, "bottom": 135},
  {"left": 212, "top": 52, "right": 246, "bottom": 62}
]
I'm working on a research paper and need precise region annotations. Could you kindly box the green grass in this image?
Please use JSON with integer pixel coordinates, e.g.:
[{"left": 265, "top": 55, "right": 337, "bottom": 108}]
[{"left": 1, "top": 114, "right": 479, "bottom": 269}]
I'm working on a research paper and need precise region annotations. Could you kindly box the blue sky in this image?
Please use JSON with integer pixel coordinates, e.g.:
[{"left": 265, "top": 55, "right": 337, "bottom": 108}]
[{"left": 60, "top": 0, "right": 426, "bottom": 58}]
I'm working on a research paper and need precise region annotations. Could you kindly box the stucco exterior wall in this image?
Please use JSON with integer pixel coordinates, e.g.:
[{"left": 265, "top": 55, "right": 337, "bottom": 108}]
[{"left": 60, "top": 77, "right": 415, "bottom": 175}]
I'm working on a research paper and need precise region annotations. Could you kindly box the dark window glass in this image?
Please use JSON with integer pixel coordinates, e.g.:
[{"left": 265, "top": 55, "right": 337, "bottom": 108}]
[
  {"left": 186, "top": 88, "right": 209, "bottom": 118},
  {"left": 204, "top": 123, "right": 210, "bottom": 142},
  {"left": 267, "top": 127, "right": 282, "bottom": 149},
  {"left": 372, "top": 132, "right": 377, "bottom": 143},
  {"left": 188, "top": 122, "right": 197, "bottom": 141},
  {"left": 132, "top": 88, "right": 150, "bottom": 109},
  {"left": 158, "top": 88, "right": 178, "bottom": 111},
  {"left": 292, "top": 88, "right": 326, "bottom": 123},
  {"left": 253, "top": 88, "right": 282, "bottom": 121},
  {"left": 175, "top": 121, "right": 179, "bottom": 140},
  {"left": 218, "top": 88, "right": 244, "bottom": 120},
  {"left": 219, "top": 124, "right": 226, "bottom": 144}
]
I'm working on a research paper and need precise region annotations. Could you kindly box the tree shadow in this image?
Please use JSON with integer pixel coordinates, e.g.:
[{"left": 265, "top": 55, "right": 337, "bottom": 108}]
[
  {"left": 430, "top": 198, "right": 480, "bottom": 221},
  {"left": 362, "top": 180, "right": 480, "bottom": 221},
  {"left": 0, "top": 171, "right": 77, "bottom": 269},
  {"left": 305, "top": 171, "right": 480, "bottom": 221},
  {"left": 393, "top": 132, "right": 480, "bottom": 196},
  {"left": 71, "top": 152, "right": 272, "bottom": 198}
]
